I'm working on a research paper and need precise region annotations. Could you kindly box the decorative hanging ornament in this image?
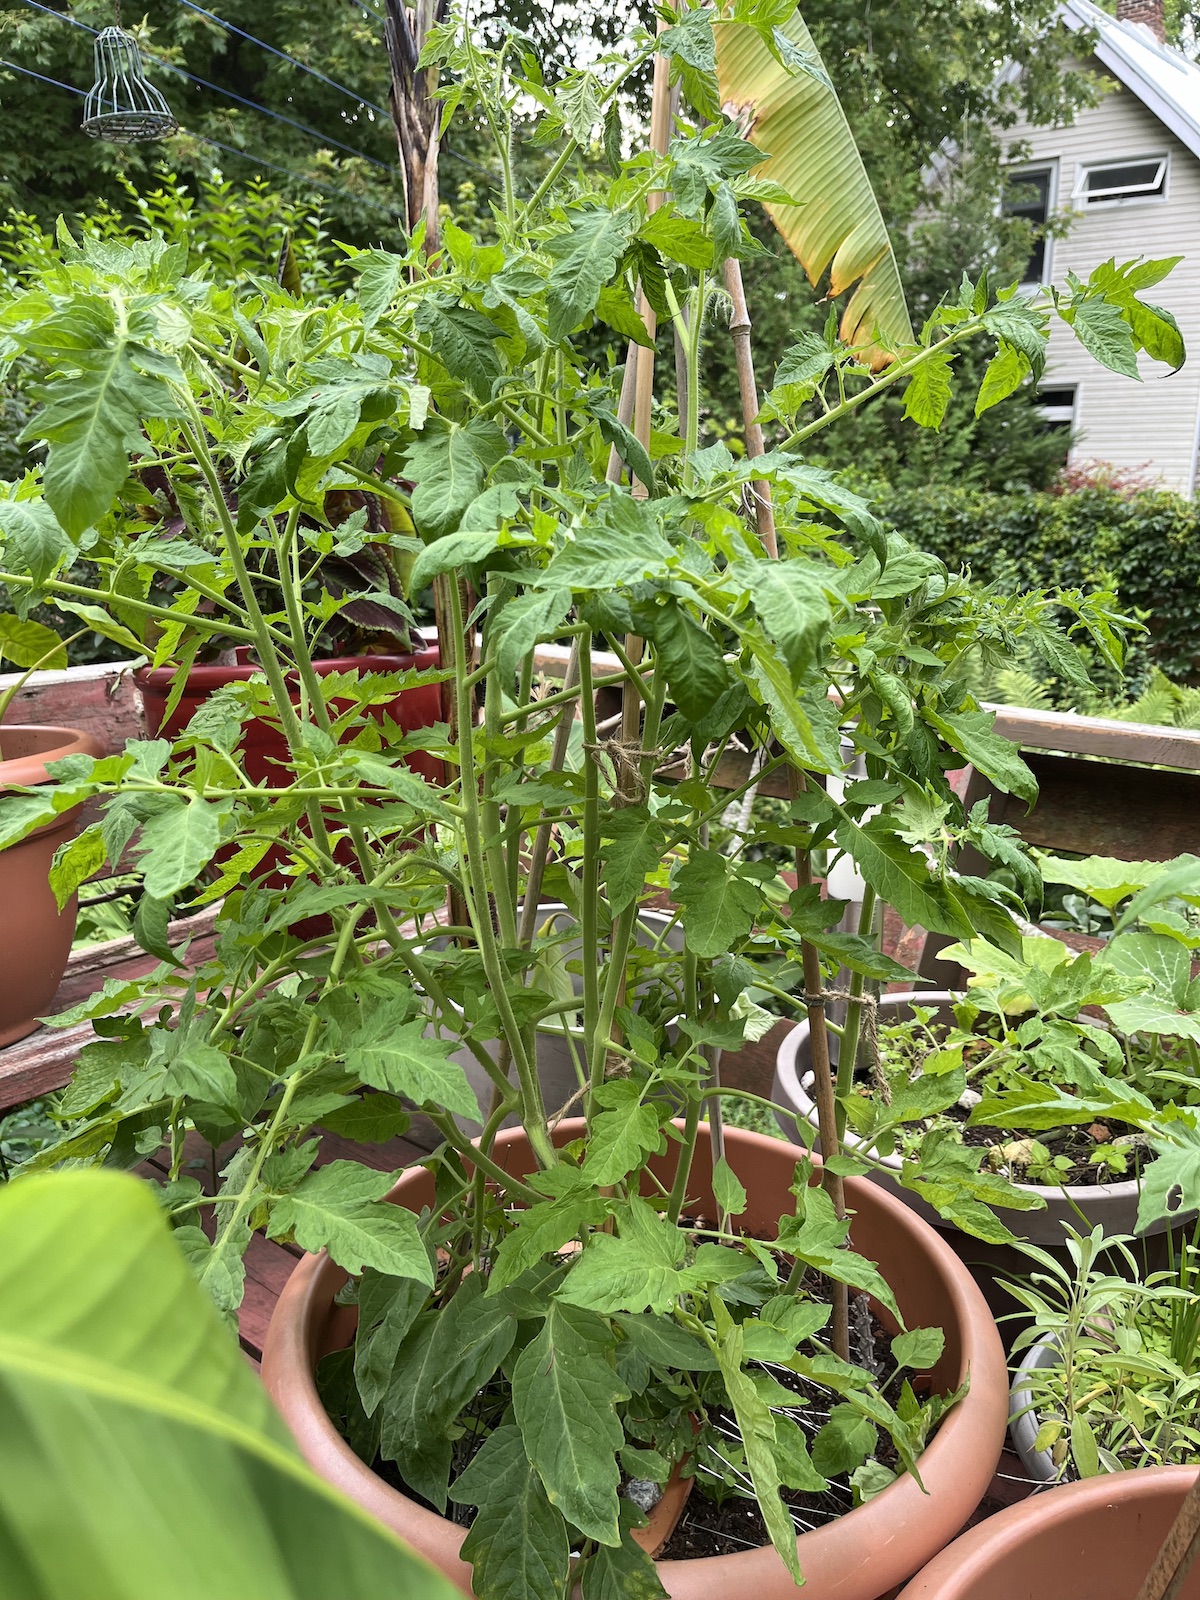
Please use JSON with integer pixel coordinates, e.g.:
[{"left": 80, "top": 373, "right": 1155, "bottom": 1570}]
[{"left": 83, "top": 26, "right": 178, "bottom": 143}]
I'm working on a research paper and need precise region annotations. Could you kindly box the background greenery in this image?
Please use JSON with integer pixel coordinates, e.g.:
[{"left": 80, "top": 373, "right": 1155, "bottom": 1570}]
[{"left": 886, "top": 482, "right": 1200, "bottom": 690}]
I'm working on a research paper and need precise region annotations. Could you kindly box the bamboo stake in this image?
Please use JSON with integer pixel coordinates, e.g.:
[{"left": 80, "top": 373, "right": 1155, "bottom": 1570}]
[
  {"left": 1136, "top": 1472, "right": 1200, "bottom": 1600},
  {"left": 721, "top": 256, "right": 849, "bottom": 1359},
  {"left": 723, "top": 257, "right": 777, "bottom": 559}
]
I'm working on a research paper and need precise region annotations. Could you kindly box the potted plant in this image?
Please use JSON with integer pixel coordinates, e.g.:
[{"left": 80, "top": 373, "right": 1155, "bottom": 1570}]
[
  {"left": 0, "top": 1, "right": 1189, "bottom": 1594},
  {"left": 775, "top": 850, "right": 1200, "bottom": 1249},
  {"left": 0, "top": 610, "right": 102, "bottom": 1044},
  {"left": 1007, "top": 1222, "right": 1200, "bottom": 1483}
]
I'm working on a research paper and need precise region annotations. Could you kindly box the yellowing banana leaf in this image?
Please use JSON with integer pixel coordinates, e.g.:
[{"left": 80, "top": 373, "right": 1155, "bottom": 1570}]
[
  {"left": 0, "top": 1170, "right": 461, "bottom": 1600},
  {"left": 715, "top": 8, "right": 913, "bottom": 365}
]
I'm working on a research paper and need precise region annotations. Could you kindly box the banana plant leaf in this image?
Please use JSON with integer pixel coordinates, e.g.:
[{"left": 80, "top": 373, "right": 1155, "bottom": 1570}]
[
  {"left": 0, "top": 1169, "right": 460, "bottom": 1600},
  {"left": 715, "top": 7, "right": 913, "bottom": 363}
]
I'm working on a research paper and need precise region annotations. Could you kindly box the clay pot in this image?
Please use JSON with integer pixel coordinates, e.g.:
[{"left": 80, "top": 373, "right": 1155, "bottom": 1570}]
[
  {"left": 896, "top": 1466, "right": 1200, "bottom": 1600},
  {"left": 263, "top": 1121, "right": 1009, "bottom": 1600},
  {"left": 773, "top": 993, "right": 1190, "bottom": 1248},
  {"left": 0, "top": 724, "right": 105, "bottom": 1047}
]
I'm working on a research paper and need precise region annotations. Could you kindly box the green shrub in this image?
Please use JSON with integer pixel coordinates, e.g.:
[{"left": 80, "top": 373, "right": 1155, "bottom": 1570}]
[{"left": 881, "top": 483, "right": 1200, "bottom": 684}]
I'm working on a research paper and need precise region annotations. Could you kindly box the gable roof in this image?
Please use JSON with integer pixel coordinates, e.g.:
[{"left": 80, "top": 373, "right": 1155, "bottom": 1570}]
[{"left": 1062, "top": 0, "right": 1200, "bottom": 162}]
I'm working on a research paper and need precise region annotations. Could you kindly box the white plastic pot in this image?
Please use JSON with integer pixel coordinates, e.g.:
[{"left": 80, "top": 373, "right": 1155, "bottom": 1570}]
[
  {"left": 1008, "top": 1333, "right": 1061, "bottom": 1482},
  {"left": 772, "top": 992, "right": 1191, "bottom": 1248},
  {"left": 435, "top": 906, "right": 684, "bottom": 1134}
]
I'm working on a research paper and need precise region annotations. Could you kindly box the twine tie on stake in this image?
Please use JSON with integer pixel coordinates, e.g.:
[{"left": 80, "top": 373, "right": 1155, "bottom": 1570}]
[{"left": 583, "top": 738, "right": 662, "bottom": 808}]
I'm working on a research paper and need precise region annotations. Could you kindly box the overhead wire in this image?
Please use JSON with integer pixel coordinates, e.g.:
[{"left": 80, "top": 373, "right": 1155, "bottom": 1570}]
[
  {"left": 16, "top": 0, "right": 393, "bottom": 169},
  {"left": 173, "top": 0, "right": 392, "bottom": 121},
  {"left": 0, "top": 55, "right": 403, "bottom": 219},
  {"left": 13, "top": 0, "right": 494, "bottom": 183}
]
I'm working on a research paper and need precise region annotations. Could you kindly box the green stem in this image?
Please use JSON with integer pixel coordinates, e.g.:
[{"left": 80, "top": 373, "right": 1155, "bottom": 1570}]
[
  {"left": 0, "top": 569, "right": 261, "bottom": 646},
  {"left": 578, "top": 635, "right": 601, "bottom": 1089},
  {"left": 780, "top": 320, "right": 986, "bottom": 451},
  {"left": 448, "top": 580, "right": 557, "bottom": 1169},
  {"left": 834, "top": 885, "right": 877, "bottom": 1143}
]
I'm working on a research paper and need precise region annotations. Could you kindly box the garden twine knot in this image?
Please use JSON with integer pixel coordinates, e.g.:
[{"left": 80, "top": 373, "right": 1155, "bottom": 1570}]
[
  {"left": 583, "top": 738, "right": 662, "bottom": 808},
  {"left": 805, "top": 989, "right": 887, "bottom": 1103}
]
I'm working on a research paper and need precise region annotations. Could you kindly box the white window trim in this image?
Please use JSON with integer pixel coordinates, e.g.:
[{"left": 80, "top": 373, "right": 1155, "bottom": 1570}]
[
  {"left": 1072, "top": 154, "right": 1170, "bottom": 209},
  {"left": 1005, "top": 161, "right": 1058, "bottom": 289},
  {"left": 1037, "top": 384, "right": 1079, "bottom": 431}
]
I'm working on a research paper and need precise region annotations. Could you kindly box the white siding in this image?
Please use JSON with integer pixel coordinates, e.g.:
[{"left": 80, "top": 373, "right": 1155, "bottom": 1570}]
[{"left": 1007, "top": 71, "right": 1200, "bottom": 491}]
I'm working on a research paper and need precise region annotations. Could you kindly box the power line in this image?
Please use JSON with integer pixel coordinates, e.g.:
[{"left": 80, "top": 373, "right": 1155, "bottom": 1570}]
[
  {"left": 175, "top": 0, "right": 392, "bottom": 121},
  {"left": 17, "top": 0, "right": 393, "bottom": 170},
  {"left": 0, "top": 55, "right": 402, "bottom": 220}
]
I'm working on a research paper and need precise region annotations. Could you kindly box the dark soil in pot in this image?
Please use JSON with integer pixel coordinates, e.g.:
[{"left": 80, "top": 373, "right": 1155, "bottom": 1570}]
[{"left": 774, "top": 994, "right": 1195, "bottom": 1341}]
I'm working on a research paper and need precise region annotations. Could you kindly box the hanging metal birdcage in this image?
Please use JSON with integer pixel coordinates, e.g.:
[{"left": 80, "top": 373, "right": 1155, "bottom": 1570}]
[{"left": 82, "top": 27, "right": 178, "bottom": 143}]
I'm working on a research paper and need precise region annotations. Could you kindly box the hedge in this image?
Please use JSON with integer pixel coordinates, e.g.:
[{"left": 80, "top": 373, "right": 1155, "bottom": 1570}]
[{"left": 880, "top": 484, "right": 1200, "bottom": 682}]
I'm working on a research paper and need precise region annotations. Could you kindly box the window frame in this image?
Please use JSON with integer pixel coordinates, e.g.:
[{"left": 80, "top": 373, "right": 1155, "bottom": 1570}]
[
  {"left": 1037, "top": 384, "right": 1079, "bottom": 434},
  {"left": 1072, "top": 154, "right": 1170, "bottom": 209},
  {"left": 1002, "top": 161, "right": 1058, "bottom": 288}
]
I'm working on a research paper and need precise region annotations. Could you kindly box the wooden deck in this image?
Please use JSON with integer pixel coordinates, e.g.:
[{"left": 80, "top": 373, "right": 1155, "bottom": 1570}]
[{"left": 134, "top": 1115, "right": 443, "bottom": 1365}]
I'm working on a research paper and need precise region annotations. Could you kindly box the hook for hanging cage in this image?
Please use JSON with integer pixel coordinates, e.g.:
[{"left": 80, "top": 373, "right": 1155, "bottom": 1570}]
[{"left": 82, "top": 26, "right": 178, "bottom": 143}]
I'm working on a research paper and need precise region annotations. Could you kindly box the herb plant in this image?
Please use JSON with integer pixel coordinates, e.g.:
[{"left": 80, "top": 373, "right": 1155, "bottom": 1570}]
[
  {"left": 1007, "top": 1223, "right": 1200, "bottom": 1479},
  {"left": 0, "top": 0, "right": 1190, "bottom": 1587}
]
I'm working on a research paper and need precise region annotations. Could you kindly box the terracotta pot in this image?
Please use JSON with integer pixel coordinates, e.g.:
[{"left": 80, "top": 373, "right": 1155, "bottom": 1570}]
[
  {"left": 774, "top": 993, "right": 1191, "bottom": 1248},
  {"left": 263, "top": 1121, "right": 1009, "bottom": 1600},
  {"left": 896, "top": 1466, "right": 1200, "bottom": 1600},
  {"left": 0, "top": 724, "right": 105, "bottom": 1047}
]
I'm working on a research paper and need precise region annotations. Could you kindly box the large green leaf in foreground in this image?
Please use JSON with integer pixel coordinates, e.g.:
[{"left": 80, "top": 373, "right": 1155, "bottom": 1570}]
[{"left": 0, "top": 1170, "right": 460, "bottom": 1600}]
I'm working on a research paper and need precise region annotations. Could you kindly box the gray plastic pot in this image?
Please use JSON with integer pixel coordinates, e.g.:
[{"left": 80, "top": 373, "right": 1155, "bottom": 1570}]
[
  {"left": 1008, "top": 1333, "right": 1061, "bottom": 1483},
  {"left": 773, "top": 991, "right": 1189, "bottom": 1248},
  {"left": 436, "top": 907, "right": 683, "bottom": 1135}
]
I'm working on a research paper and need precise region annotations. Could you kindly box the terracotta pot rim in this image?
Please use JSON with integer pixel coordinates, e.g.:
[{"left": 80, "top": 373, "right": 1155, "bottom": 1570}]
[
  {"left": 776, "top": 990, "right": 1154, "bottom": 1208},
  {"left": 263, "top": 1120, "right": 1008, "bottom": 1598},
  {"left": 895, "top": 1465, "right": 1200, "bottom": 1599},
  {"left": 0, "top": 724, "right": 106, "bottom": 789}
]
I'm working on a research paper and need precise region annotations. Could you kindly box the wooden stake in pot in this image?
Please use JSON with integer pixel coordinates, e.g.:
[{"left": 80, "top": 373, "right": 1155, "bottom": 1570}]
[{"left": 721, "top": 254, "right": 850, "bottom": 1360}]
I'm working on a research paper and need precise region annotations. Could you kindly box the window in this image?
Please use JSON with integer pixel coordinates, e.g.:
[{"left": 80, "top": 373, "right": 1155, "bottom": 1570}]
[
  {"left": 1002, "top": 166, "right": 1054, "bottom": 284},
  {"left": 1074, "top": 156, "right": 1168, "bottom": 206},
  {"left": 1038, "top": 386, "right": 1077, "bottom": 433}
]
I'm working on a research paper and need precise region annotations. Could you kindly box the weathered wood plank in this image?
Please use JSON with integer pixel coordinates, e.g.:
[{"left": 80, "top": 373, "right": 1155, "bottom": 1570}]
[
  {"left": 0, "top": 660, "right": 143, "bottom": 754},
  {"left": 986, "top": 703, "right": 1200, "bottom": 772},
  {"left": 991, "top": 752, "right": 1200, "bottom": 862},
  {"left": 0, "top": 908, "right": 220, "bottom": 1110}
]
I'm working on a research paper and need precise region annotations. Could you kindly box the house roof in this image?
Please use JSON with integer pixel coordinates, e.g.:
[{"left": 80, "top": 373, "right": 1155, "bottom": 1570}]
[{"left": 1062, "top": 0, "right": 1200, "bottom": 162}]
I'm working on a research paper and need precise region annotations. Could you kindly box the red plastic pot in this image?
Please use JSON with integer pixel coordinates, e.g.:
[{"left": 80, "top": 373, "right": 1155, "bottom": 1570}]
[
  {"left": 262, "top": 1121, "right": 1010, "bottom": 1600},
  {"left": 136, "top": 644, "right": 443, "bottom": 788},
  {"left": 896, "top": 1466, "right": 1200, "bottom": 1600},
  {"left": 0, "top": 724, "right": 105, "bottom": 1046},
  {"left": 136, "top": 646, "right": 442, "bottom": 914}
]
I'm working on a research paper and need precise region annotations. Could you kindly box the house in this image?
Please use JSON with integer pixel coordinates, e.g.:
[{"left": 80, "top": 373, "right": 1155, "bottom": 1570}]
[{"left": 1003, "top": 0, "right": 1200, "bottom": 492}]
